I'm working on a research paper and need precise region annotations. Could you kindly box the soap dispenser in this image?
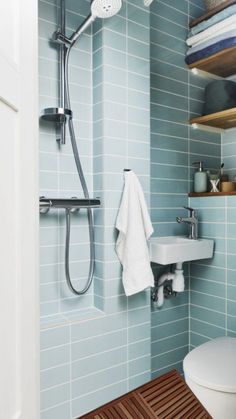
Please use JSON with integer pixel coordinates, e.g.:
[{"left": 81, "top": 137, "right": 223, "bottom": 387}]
[{"left": 193, "top": 161, "right": 207, "bottom": 193}]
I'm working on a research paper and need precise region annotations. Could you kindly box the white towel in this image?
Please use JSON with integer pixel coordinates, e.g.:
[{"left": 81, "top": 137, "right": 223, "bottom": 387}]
[
  {"left": 186, "top": 14, "right": 236, "bottom": 47},
  {"left": 116, "top": 170, "right": 154, "bottom": 296}
]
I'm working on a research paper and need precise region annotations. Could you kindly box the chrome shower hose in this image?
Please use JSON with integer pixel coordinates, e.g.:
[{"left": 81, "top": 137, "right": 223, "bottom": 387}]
[{"left": 64, "top": 46, "right": 95, "bottom": 295}]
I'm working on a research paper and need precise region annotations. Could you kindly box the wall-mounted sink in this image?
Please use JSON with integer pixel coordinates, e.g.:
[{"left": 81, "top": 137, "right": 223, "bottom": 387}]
[{"left": 150, "top": 236, "right": 214, "bottom": 265}]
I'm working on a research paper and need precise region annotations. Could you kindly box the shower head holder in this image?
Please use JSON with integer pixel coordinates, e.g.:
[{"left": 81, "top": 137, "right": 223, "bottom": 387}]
[{"left": 41, "top": 107, "right": 72, "bottom": 123}]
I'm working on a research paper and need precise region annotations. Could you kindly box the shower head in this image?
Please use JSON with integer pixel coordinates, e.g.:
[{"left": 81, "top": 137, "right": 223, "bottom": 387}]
[
  {"left": 91, "top": 0, "right": 122, "bottom": 19},
  {"left": 68, "top": 0, "right": 122, "bottom": 46},
  {"left": 144, "top": 0, "right": 154, "bottom": 5}
]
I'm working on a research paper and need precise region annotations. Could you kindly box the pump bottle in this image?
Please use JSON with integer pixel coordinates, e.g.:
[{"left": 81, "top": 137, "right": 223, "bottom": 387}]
[{"left": 193, "top": 161, "right": 207, "bottom": 193}]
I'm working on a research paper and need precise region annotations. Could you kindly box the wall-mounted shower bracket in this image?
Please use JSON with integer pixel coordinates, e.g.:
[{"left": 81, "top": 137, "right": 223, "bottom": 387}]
[
  {"left": 41, "top": 107, "right": 72, "bottom": 145},
  {"left": 41, "top": 107, "right": 72, "bottom": 123},
  {"left": 54, "top": 30, "right": 72, "bottom": 47}
]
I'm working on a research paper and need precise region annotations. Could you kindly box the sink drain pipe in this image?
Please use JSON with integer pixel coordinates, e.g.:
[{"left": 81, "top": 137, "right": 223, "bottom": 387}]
[{"left": 153, "top": 263, "right": 185, "bottom": 308}]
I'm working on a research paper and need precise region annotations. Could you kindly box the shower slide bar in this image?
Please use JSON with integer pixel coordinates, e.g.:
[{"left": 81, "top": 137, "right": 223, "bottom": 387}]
[{"left": 39, "top": 197, "right": 101, "bottom": 212}]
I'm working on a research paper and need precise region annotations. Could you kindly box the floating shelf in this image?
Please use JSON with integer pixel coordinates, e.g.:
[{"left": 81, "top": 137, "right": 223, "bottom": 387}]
[
  {"left": 189, "top": 192, "right": 236, "bottom": 197},
  {"left": 188, "top": 46, "right": 236, "bottom": 78},
  {"left": 189, "top": 0, "right": 236, "bottom": 28},
  {"left": 190, "top": 107, "right": 236, "bottom": 130},
  {"left": 188, "top": 0, "right": 236, "bottom": 77}
]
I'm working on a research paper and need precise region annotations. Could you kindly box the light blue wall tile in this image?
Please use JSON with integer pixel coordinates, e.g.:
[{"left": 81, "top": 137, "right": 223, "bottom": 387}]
[
  {"left": 190, "top": 332, "right": 209, "bottom": 348},
  {"left": 191, "top": 277, "right": 225, "bottom": 298},
  {"left": 72, "top": 346, "right": 127, "bottom": 380},
  {"left": 128, "top": 307, "right": 150, "bottom": 327},
  {"left": 72, "top": 329, "right": 127, "bottom": 360},
  {"left": 129, "top": 339, "right": 150, "bottom": 360},
  {"left": 191, "top": 317, "right": 225, "bottom": 339},
  {"left": 129, "top": 371, "right": 150, "bottom": 391},
  {"left": 41, "top": 344, "right": 70, "bottom": 370},
  {"left": 153, "top": 300, "right": 188, "bottom": 322},
  {"left": 72, "top": 363, "right": 127, "bottom": 398},
  {"left": 41, "top": 363, "right": 70, "bottom": 390},
  {"left": 190, "top": 290, "right": 225, "bottom": 313},
  {"left": 128, "top": 323, "right": 150, "bottom": 343},
  {"left": 129, "top": 355, "right": 150, "bottom": 377},
  {"left": 152, "top": 332, "right": 188, "bottom": 356},
  {"left": 152, "top": 346, "right": 188, "bottom": 372},
  {"left": 72, "top": 382, "right": 126, "bottom": 418},
  {"left": 41, "top": 325, "right": 70, "bottom": 350},
  {"left": 151, "top": 1, "right": 188, "bottom": 27},
  {"left": 191, "top": 305, "right": 225, "bottom": 328},
  {"left": 152, "top": 318, "right": 189, "bottom": 342},
  {"left": 71, "top": 312, "right": 126, "bottom": 341},
  {"left": 41, "top": 402, "right": 70, "bottom": 419},
  {"left": 41, "top": 383, "right": 70, "bottom": 410}
]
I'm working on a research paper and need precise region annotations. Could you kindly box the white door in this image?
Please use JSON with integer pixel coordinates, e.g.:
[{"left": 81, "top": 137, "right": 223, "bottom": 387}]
[{"left": 0, "top": 1, "right": 39, "bottom": 419}]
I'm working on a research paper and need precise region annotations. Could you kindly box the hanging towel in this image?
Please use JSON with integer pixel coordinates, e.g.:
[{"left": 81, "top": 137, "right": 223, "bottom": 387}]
[{"left": 116, "top": 170, "right": 154, "bottom": 296}]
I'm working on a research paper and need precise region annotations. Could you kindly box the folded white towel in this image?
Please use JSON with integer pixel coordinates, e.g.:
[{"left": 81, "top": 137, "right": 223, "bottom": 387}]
[
  {"left": 116, "top": 170, "right": 154, "bottom": 296},
  {"left": 186, "top": 14, "right": 236, "bottom": 47},
  {"left": 186, "top": 28, "right": 236, "bottom": 56}
]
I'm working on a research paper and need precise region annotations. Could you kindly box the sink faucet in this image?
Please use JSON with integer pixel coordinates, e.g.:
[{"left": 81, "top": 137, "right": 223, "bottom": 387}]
[{"left": 176, "top": 206, "right": 198, "bottom": 240}]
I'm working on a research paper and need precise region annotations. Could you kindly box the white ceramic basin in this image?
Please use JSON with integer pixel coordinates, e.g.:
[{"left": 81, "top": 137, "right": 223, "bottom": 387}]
[{"left": 150, "top": 236, "right": 214, "bottom": 265}]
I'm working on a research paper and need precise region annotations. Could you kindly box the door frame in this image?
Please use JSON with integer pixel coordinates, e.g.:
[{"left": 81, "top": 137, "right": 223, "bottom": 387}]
[{"left": 17, "top": 0, "right": 39, "bottom": 417}]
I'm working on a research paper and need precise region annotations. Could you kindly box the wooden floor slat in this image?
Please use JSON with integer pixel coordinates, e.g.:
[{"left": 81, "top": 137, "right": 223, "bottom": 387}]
[
  {"left": 79, "top": 370, "right": 212, "bottom": 419},
  {"left": 158, "top": 393, "right": 194, "bottom": 418},
  {"left": 145, "top": 378, "right": 182, "bottom": 403}
]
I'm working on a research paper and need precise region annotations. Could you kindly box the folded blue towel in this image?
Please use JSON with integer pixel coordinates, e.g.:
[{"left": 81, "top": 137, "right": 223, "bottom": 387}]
[
  {"left": 189, "top": 3, "right": 236, "bottom": 36},
  {"left": 185, "top": 37, "right": 236, "bottom": 65},
  {"left": 186, "top": 28, "right": 236, "bottom": 56}
]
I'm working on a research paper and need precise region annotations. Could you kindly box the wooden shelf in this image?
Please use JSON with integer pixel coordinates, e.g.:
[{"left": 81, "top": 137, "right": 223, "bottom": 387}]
[
  {"left": 190, "top": 0, "right": 236, "bottom": 28},
  {"left": 188, "top": 0, "right": 236, "bottom": 77},
  {"left": 190, "top": 107, "right": 236, "bottom": 129},
  {"left": 188, "top": 46, "right": 236, "bottom": 77},
  {"left": 189, "top": 192, "right": 236, "bottom": 197}
]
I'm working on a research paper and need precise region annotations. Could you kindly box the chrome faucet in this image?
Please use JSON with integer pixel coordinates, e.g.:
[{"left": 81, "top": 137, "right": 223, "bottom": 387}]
[{"left": 176, "top": 206, "right": 198, "bottom": 240}]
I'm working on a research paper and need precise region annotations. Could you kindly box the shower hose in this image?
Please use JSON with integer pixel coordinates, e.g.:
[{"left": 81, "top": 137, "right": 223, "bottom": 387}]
[{"left": 63, "top": 45, "right": 95, "bottom": 295}]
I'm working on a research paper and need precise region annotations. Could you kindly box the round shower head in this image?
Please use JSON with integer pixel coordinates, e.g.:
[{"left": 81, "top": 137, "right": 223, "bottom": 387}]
[{"left": 91, "top": 0, "right": 122, "bottom": 19}]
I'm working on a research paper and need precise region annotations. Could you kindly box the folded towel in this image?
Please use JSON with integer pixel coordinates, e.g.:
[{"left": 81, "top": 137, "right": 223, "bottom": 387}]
[
  {"left": 186, "top": 28, "right": 236, "bottom": 56},
  {"left": 185, "top": 36, "right": 236, "bottom": 65},
  {"left": 116, "top": 170, "right": 154, "bottom": 296},
  {"left": 186, "top": 14, "right": 236, "bottom": 46},
  {"left": 189, "top": 4, "right": 236, "bottom": 36}
]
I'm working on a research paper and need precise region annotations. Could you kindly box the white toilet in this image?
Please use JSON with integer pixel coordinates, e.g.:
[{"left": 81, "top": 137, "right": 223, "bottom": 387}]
[{"left": 183, "top": 337, "right": 236, "bottom": 419}]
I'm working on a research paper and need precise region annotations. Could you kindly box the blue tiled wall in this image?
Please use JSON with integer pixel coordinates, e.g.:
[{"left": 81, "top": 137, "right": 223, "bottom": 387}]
[
  {"left": 189, "top": 129, "right": 236, "bottom": 348},
  {"left": 39, "top": 1, "right": 152, "bottom": 418},
  {"left": 150, "top": 0, "right": 221, "bottom": 378},
  {"left": 189, "top": 196, "right": 236, "bottom": 347}
]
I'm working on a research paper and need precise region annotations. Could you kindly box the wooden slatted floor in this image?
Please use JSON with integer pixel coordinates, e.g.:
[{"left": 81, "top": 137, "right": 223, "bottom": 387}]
[{"left": 79, "top": 370, "right": 212, "bottom": 418}]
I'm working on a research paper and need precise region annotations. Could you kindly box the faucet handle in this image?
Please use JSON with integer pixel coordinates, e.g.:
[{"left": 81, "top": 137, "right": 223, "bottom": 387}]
[{"left": 183, "top": 206, "right": 197, "bottom": 217}]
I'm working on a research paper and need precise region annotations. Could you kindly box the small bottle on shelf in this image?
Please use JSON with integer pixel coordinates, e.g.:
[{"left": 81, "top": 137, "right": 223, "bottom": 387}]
[{"left": 193, "top": 161, "right": 207, "bottom": 193}]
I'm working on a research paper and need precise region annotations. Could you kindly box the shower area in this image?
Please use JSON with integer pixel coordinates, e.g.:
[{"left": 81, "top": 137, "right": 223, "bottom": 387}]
[
  {"left": 39, "top": 0, "right": 208, "bottom": 418},
  {"left": 40, "top": 0, "right": 151, "bottom": 417}
]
